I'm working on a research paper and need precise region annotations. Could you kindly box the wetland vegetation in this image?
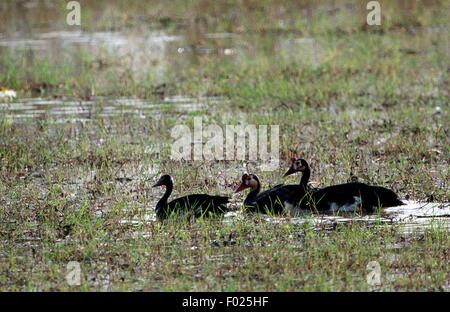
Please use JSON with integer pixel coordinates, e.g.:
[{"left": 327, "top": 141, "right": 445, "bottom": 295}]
[{"left": 0, "top": 0, "right": 449, "bottom": 291}]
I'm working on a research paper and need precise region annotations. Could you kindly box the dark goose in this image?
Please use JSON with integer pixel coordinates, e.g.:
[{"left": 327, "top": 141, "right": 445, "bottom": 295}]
[
  {"left": 153, "top": 174, "right": 229, "bottom": 220},
  {"left": 283, "top": 158, "right": 404, "bottom": 213},
  {"left": 235, "top": 173, "right": 299, "bottom": 215}
]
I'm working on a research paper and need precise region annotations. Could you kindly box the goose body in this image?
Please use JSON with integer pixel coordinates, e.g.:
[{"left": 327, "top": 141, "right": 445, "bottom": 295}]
[
  {"left": 305, "top": 182, "right": 404, "bottom": 213},
  {"left": 153, "top": 175, "right": 229, "bottom": 220},
  {"left": 283, "top": 158, "right": 404, "bottom": 213}
]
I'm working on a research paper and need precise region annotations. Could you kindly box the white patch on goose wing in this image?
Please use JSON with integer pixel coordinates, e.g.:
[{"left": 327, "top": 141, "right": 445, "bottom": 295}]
[
  {"left": 328, "top": 202, "right": 339, "bottom": 213},
  {"left": 329, "top": 196, "right": 362, "bottom": 213},
  {"left": 283, "top": 201, "right": 293, "bottom": 214},
  {"left": 283, "top": 201, "right": 302, "bottom": 217}
]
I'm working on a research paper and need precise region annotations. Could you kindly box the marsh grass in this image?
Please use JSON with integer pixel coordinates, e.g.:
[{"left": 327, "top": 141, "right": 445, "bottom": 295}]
[
  {"left": 0, "top": 0, "right": 449, "bottom": 291},
  {"left": 0, "top": 113, "right": 448, "bottom": 291}
]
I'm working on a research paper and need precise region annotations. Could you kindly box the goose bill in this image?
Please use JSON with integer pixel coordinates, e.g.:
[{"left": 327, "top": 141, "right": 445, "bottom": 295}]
[
  {"left": 234, "top": 183, "right": 249, "bottom": 193},
  {"left": 283, "top": 166, "right": 296, "bottom": 177}
]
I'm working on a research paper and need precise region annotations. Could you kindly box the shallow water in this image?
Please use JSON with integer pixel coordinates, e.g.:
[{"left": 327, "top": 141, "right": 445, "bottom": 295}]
[
  {"left": 0, "top": 95, "right": 226, "bottom": 123},
  {"left": 115, "top": 198, "right": 450, "bottom": 236},
  {"left": 384, "top": 201, "right": 450, "bottom": 235},
  {"left": 0, "top": 13, "right": 329, "bottom": 86},
  {"left": 223, "top": 200, "right": 450, "bottom": 234}
]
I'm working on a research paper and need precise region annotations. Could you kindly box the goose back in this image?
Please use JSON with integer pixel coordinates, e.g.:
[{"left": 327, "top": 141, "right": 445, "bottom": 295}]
[{"left": 154, "top": 174, "right": 229, "bottom": 220}]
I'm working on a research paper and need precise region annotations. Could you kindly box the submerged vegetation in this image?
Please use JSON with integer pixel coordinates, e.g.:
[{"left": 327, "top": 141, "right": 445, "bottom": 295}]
[{"left": 0, "top": 0, "right": 449, "bottom": 291}]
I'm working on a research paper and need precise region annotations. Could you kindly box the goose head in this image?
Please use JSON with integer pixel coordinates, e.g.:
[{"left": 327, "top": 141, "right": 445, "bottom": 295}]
[
  {"left": 153, "top": 174, "right": 173, "bottom": 187},
  {"left": 234, "top": 173, "right": 260, "bottom": 193},
  {"left": 283, "top": 157, "right": 309, "bottom": 177}
]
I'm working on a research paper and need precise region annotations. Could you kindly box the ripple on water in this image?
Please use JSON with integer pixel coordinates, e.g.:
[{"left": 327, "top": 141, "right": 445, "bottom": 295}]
[{"left": 0, "top": 96, "right": 228, "bottom": 123}]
